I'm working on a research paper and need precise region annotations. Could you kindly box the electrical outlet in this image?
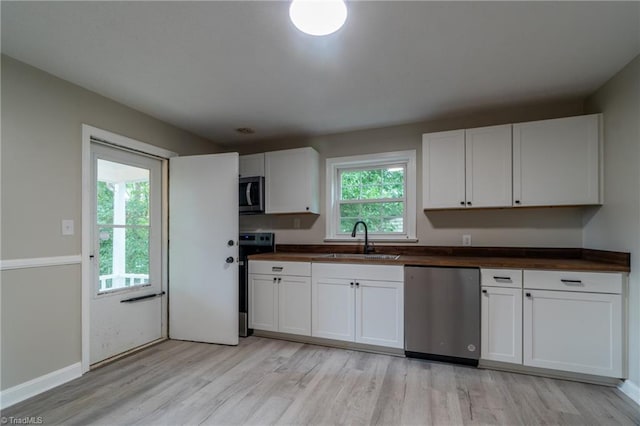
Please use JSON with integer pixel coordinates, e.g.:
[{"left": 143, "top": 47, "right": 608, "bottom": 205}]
[
  {"left": 62, "top": 219, "right": 74, "bottom": 236},
  {"left": 462, "top": 234, "right": 472, "bottom": 246}
]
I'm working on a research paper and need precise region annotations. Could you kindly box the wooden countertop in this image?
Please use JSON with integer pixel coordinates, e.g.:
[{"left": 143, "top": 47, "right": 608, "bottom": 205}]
[{"left": 248, "top": 251, "right": 630, "bottom": 273}]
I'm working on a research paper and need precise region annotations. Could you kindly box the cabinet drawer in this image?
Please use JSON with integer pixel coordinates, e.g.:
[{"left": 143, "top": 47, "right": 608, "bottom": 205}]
[
  {"left": 249, "top": 260, "right": 311, "bottom": 277},
  {"left": 481, "top": 269, "right": 522, "bottom": 288},
  {"left": 523, "top": 270, "right": 623, "bottom": 294},
  {"left": 312, "top": 263, "right": 403, "bottom": 282}
]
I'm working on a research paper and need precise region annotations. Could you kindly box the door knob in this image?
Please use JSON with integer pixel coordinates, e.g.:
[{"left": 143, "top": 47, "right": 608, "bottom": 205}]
[{"left": 225, "top": 256, "right": 234, "bottom": 264}]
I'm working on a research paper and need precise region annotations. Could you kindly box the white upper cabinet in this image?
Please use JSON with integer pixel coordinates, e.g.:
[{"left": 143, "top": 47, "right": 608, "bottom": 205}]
[
  {"left": 513, "top": 114, "right": 602, "bottom": 207},
  {"left": 422, "top": 130, "right": 466, "bottom": 209},
  {"left": 239, "top": 153, "right": 265, "bottom": 177},
  {"left": 422, "top": 125, "right": 512, "bottom": 209},
  {"left": 265, "top": 147, "right": 320, "bottom": 214},
  {"left": 465, "top": 124, "right": 513, "bottom": 208}
]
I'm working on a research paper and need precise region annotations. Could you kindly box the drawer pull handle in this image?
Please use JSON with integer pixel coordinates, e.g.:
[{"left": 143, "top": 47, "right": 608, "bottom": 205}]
[
  {"left": 561, "top": 279, "right": 583, "bottom": 285},
  {"left": 482, "top": 289, "right": 487, "bottom": 294},
  {"left": 493, "top": 276, "right": 512, "bottom": 281},
  {"left": 272, "top": 266, "right": 284, "bottom": 272}
]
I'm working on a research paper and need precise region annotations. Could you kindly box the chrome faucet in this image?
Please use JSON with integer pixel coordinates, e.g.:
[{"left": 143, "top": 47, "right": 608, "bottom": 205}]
[{"left": 351, "top": 221, "right": 373, "bottom": 254}]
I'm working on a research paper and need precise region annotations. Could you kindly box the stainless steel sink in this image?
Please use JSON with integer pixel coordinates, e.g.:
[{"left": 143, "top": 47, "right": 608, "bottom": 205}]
[{"left": 320, "top": 253, "right": 400, "bottom": 260}]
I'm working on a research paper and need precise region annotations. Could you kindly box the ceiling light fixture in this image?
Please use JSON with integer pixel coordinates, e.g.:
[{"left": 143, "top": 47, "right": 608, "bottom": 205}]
[{"left": 289, "top": 0, "right": 348, "bottom": 36}]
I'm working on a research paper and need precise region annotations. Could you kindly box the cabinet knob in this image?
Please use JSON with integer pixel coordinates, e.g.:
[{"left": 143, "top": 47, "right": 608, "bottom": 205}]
[
  {"left": 460, "top": 201, "right": 465, "bottom": 206},
  {"left": 355, "top": 282, "right": 360, "bottom": 287},
  {"left": 482, "top": 289, "right": 487, "bottom": 294},
  {"left": 526, "top": 292, "right": 531, "bottom": 297},
  {"left": 225, "top": 256, "right": 234, "bottom": 264},
  {"left": 515, "top": 200, "right": 521, "bottom": 205},
  {"left": 227, "top": 240, "right": 235, "bottom": 246},
  {"left": 350, "top": 282, "right": 354, "bottom": 287},
  {"left": 306, "top": 206, "right": 309, "bottom": 211},
  {"left": 467, "top": 201, "right": 472, "bottom": 206}
]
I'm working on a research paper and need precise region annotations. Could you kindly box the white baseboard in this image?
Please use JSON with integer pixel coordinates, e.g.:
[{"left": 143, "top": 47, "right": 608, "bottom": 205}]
[
  {"left": 0, "top": 362, "right": 82, "bottom": 409},
  {"left": 619, "top": 380, "right": 640, "bottom": 406}
]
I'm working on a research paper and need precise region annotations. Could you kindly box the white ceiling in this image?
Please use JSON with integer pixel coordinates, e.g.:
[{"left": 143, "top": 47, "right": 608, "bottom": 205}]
[{"left": 2, "top": 1, "right": 639, "bottom": 145}]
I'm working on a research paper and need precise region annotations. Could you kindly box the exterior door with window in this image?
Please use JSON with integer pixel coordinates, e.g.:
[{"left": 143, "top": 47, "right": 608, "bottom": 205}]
[{"left": 90, "top": 143, "right": 163, "bottom": 365}]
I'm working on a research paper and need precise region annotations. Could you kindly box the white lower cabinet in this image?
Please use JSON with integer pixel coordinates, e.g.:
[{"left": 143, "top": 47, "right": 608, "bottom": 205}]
[
  {"left": 312, "top": 263, "right": 404, "bottom": 349},
  {"left": 481, "top": 269, "right": 523, "bottom": 364},
  {"left": 312, "top": 277, "right": 355, "bottom": 341},
  {"left": 481, "top": 286, "right": 523, "bottom": 364},
  {"left": 523, "top": 287, "right": 623, "bottom": 378},
  {"left": 249, "top": 261, "right": 311, "bottom": 336},
  {"left": 481, "top": 268, "right": 625, "bottom": 379},
  {"left": 249, "top": 274, "right": 279, "bottom": 332}
]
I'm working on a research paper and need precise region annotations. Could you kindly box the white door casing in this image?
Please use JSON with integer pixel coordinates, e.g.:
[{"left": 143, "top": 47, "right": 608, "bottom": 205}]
[{"left": 169, "top": 153, "right": 239, "bottom": 345}]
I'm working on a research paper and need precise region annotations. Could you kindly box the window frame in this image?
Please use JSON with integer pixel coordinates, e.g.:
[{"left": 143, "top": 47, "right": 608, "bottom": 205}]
[{"left": 325, "top": 150, "right": 417, "bottom": 242}]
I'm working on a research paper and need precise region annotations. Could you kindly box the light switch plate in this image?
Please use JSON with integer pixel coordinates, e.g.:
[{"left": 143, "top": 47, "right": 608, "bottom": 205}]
[{"left": 62, "top": 219, "right": 74, "bottom": 236}]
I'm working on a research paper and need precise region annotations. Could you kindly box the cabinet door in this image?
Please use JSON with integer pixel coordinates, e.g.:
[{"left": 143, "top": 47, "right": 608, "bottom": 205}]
[
  {"left": 312, "top": 277, "right": 355, "bottom": 342},
  {"left": 239, "top": 153, "right": 265, "bottom": 177},
  {"left": 465, "top": 124, "right": 512, "bottom": 208},
  {"left": 513, "top": 114, "right": 601, "bottom": 207},
  {"left": 481, "top": 286, "right": 522, "bottom": 364},
  {"left": 422, "top": 130, "right": 466, "bottom": 209},
  {"left": 523, "top": 289, "right": 622, "bottom": 378},
  {"left": 355, "top": 280, "right": 404, "bottom": 348},
  {"left": 265, "top": 147, "right": 319, "bottom": 214},
  {"left": 278, "top": 276, "right": 311, "bottom": 336},
  {"left": 249, "top": 274, "right": 278, "bottom": 332}
]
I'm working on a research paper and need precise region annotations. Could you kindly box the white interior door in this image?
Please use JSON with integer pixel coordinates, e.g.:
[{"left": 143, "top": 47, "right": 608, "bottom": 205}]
[
  {"left": 169, "top": 153, "right": 239, "bottom": 345},
  {"left": 90, "top": 143, "right": 163, "bottom": 365}
]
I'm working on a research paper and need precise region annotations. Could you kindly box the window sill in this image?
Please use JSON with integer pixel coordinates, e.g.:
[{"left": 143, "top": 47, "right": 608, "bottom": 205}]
[{"left": 324, "top": 237, "right": 419, "bottom": 243}]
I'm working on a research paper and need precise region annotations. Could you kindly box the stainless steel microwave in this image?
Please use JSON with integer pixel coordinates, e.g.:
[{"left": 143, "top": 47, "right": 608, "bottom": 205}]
[{"left": 239, "top": 176, "right": 265, "bottom": 214}]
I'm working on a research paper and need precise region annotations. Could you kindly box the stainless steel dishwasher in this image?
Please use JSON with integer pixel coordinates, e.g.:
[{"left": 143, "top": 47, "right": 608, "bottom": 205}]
[{"left": 404, "top": 266, "right": 480, "bottom": 365}]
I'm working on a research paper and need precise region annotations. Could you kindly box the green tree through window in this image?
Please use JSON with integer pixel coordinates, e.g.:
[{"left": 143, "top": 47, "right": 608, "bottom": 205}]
[
  {"left": 338, "top": 166, "right": 405, "bottom": 234},
  {"left": 97, "top": 180, "right": 150, "bottom": 289}
]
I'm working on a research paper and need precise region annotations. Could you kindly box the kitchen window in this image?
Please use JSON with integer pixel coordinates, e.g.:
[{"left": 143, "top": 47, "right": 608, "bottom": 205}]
[{"left": 325, "top": 150, "right": 417, "bottom": 241}]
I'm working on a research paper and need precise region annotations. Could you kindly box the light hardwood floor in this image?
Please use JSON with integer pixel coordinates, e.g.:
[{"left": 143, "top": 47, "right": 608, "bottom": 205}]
[{"left": 3, "top": 337, "right": 640, "bottom": 425}]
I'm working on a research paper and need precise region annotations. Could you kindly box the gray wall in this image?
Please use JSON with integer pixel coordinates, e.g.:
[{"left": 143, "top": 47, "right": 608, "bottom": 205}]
[
  {"left": 0, "top": 56, "right": 221, "bottom": 390},
  {"left": 233, "top": 100, "right": 587, "bottom": 247},
  {"left": 584, "top": 55, "right": 640, "bottom": 387}
]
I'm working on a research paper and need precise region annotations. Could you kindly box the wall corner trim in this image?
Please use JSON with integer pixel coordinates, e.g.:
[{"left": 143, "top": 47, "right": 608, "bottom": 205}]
[
  {"left": 0, "top": 255, "right": 82, "bottom": 271},
  {"left": 0, "top": 362, "right": 82, "bottom": 409},
  {"left": 619, "top": 379, "right": 640, "bottom": 406}
]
